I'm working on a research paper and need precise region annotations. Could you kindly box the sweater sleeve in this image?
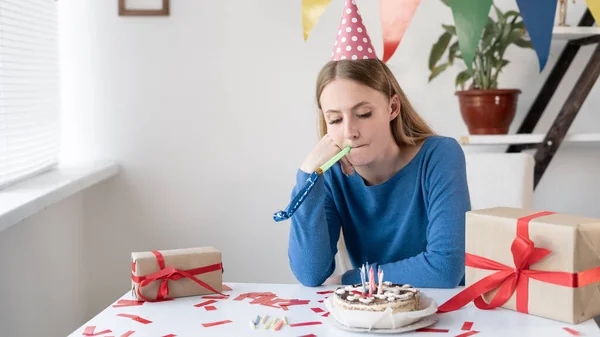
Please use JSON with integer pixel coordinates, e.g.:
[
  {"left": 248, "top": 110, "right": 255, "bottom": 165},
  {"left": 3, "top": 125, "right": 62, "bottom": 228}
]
[
  {"left": 341, "top": 138, "right": 471, "bottom": 288},
  {"left": 287, "top": 169, "right": 342, "bottom": 287}
]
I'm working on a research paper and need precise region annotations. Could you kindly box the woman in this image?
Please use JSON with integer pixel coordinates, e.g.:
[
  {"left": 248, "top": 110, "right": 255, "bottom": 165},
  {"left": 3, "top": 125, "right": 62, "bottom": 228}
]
[{"left": 286, "top": 1, "right": 470, "bottom": 288}]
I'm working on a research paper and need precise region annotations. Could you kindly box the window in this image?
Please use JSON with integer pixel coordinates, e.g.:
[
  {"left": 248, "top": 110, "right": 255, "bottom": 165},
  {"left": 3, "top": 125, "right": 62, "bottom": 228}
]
[{"left": 0, "top": 0, "right": 60, "bottom": 189}]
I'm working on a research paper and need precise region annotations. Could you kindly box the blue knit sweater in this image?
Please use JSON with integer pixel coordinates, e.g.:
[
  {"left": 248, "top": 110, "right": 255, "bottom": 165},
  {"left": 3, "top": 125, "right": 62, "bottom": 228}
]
[{"left": 287, "top": 135, "right": 471, "bottom": 288}]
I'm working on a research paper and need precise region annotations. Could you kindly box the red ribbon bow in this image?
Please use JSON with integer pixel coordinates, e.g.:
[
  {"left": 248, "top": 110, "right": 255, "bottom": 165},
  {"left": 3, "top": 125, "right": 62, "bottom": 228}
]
[
  {"left": 132, "top": 250, "right": 224, "bottom": 302},
  {"left": 438, "top": 211, "right": 600, "bottom": 313}
]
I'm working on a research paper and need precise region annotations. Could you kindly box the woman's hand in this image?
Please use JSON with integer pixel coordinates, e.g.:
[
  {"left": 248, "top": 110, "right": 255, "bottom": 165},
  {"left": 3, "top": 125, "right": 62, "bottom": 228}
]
[{"left": 300, "top": 134, "right": 354, "bottom": 175}]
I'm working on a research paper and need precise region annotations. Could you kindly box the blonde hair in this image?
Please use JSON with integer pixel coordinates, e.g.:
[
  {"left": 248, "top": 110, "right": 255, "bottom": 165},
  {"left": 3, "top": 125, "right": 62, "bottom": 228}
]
[{"left": 315, "top": 59, "right": 435, "bottom": 146}]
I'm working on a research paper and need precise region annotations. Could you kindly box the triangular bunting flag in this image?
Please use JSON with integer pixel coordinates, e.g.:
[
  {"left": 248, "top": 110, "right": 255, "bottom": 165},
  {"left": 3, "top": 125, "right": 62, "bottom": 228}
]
[
  {"left": 516, "top": 0, "right": 557, "bottom": 71},
  {"left": 380, "top": 0, "right": 422, "bottom": 63},
  {"left": 303, "top": 0, "right": 332, "bottom": 41},
  {"left": 586, "top": 0, "right": 600, "bottom": 24},
  {"left": 450, "top": 0, "right": 493, "bottom": 71}
]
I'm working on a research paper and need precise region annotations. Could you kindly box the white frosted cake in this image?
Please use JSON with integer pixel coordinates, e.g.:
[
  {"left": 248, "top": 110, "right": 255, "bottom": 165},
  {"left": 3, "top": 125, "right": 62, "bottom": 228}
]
[{"left": 333, "top": 281, "right": 420, "bottom": 313}]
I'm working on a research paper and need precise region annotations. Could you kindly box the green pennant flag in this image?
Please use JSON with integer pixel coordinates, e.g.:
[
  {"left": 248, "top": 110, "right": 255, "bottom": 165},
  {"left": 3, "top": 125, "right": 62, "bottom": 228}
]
[{"left": 450, "top": 0, "right": 493, "bottom": 71}]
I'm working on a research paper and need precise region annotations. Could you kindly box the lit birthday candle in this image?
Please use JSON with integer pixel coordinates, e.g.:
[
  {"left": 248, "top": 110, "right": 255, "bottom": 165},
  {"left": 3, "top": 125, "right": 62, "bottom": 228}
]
[{"left": 377, "top": 267, "right": 383, "bottom": 295}]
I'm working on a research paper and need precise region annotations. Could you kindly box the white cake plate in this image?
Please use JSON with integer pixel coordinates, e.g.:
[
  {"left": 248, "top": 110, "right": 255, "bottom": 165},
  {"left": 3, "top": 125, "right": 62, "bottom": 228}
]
[
  {"left": 325, "top": 313, "right": 439, "bottom": 334},
  {"left": 324, "top": 293, "right": 439, "bottom": 330}
]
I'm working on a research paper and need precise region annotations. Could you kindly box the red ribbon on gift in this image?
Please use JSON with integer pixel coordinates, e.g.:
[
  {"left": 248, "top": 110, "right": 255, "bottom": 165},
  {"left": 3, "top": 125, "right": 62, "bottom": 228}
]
[
  {"left": 438, "top": 211, "right": 600, "bottom": 313},
  {"left": 131, "top": 250, "right": 224, "bottom": 302}
]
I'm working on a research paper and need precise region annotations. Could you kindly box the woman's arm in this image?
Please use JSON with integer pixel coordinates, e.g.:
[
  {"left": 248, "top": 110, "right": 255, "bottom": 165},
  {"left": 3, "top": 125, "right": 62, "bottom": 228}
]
[
  {"left": 341, "top": 138, "right": 470, "bottom": 288},
  {"left": 288, "top": 169, "right": 343, "bottom": 286}
]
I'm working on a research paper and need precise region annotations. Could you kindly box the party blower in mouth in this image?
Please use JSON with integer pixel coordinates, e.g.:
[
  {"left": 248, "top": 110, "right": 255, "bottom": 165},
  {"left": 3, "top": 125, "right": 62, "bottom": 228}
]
[{"left": 273, "top": 146, "right": 351, "bottom": 222}]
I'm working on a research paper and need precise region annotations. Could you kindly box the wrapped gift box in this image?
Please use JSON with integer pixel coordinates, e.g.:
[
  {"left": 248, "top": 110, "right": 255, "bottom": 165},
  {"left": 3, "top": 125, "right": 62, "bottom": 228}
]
[
  {"left": 131, "top": 246, "right": 223, "bottom": 301},
  {"left": 462, "top": 207, "right": 600, "bottom": 324}
]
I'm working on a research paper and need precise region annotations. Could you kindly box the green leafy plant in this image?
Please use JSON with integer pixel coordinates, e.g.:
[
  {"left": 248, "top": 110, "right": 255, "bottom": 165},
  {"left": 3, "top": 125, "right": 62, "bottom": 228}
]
[{"left": 428, "top": 1, "right": 534, "bottom": 90}]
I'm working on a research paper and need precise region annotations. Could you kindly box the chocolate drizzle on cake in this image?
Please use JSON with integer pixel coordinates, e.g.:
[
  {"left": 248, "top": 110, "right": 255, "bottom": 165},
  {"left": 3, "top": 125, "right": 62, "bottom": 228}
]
[{"left": 333, "top": 282, "right": 420, "bottom": 313}]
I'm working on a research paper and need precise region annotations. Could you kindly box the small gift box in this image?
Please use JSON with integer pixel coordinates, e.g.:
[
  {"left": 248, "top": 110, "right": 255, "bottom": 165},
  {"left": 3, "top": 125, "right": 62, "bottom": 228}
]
[
  {"left": 131, "top": 246, "right": 223, "bottom": 301},
  {"left": 439, "top": 207, "right": 600, "bottom": 324}
]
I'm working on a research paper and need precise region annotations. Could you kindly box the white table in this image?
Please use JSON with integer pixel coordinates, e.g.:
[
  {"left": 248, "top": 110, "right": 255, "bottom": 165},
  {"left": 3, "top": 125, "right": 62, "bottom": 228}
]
[{"left": 68, "top": 283, "right": 600, "bottom": 336}]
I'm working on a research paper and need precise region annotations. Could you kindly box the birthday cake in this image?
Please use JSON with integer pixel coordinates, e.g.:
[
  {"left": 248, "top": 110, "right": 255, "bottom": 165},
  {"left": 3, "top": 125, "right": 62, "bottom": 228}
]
[
  {"left": 334, "top": 282, "right": 420, "bottom": 313},
  {"left": 333, "top": 264, "right": 420, "bottom": 313}
]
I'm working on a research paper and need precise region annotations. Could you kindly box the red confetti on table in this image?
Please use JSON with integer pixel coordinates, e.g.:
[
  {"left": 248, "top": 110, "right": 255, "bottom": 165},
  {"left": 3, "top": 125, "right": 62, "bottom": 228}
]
[
  {"left": 202, "top": 295, "right": 229, "bottom": 299},
  {"left": 120, "top": 332, "right": 135, "bottom": 337},
  {"left": 318, "top": 300, "right": 324, "bottom": 303},
  {"left": 280, "top": 305, "right": 289, "bottom": 311},
  {"left": 202, "top": 320, "right": 233, "bottom": 328},
  {"left": 563, "top": 327, "right": 580, "bottom": 336},
  {"left": 299, "top": 335, "right": 317, "bottom": 337},
  {"left": 289, "top": 321, "right": 323, "bottom": 327},
  {"left": 311, "top": 307, "right": 325, "bottom": 313},
  {"left": 116, "top": 314, "right": 152, "bottom": 324},
  {"left": 461, "top": 321, "right": 473, "bottom": 330},
  {"left": 222, "top": 284, "right": 232, "bottom": 291},
  {"left": 112, "top": 300, "right": 144, "bottom": 308},
  {"left": 316, "top": 290, "right": 334, "bottom": 295},
  {"left": 416, "top": 327, "right": 449, "bottom": 332},
  {"left": 82, "top": 326, "right": 112, "bottom": 336},
  {"left": 322, "top": 312, "right": 330, "bottom": 317},
  {"left": 162, "top": 335, "right": 176, "bottom": 337},
  {"left": 204, "top": 306, "right": 217, "bottom": 311},
  {"left": 455, "top": 331, "right": 479, "bottom": 337},
  {"left": 194, "top": 300, "right": 218, "bottom": 307},
  {"left": 278, "top": 299, "right": 310, "bottom": 306}
]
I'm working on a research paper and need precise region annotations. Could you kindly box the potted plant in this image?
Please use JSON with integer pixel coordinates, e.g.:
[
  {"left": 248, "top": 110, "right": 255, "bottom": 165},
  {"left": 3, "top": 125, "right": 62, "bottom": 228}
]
[{"left": 428, "top": 1, "right": 534, "bottom": 134}]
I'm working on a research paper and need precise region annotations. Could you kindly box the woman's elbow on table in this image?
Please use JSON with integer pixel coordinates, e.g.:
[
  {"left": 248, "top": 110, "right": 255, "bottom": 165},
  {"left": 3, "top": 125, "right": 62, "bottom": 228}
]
[
  {"left": 290, "top": 262, "right": 332, "bottom": 287},
  {"left": 293, "top": 272, "right": 329, "bottom": 287}
]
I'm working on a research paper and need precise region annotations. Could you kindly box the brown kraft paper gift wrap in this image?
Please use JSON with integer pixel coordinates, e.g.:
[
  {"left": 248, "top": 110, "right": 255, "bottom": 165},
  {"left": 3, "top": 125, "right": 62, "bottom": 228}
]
[
  {"left": 438, "top": 207, "right": 600, "bottom": 324},
  {"left": 131, "top": 246, "right": 223, "bottom": 301}
]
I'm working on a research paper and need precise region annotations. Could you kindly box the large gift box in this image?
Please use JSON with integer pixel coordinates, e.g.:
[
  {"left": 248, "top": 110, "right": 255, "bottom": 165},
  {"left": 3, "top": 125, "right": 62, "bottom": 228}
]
[
  {"left": 439, "top": 207, "right": 600, "bottom": 324},
  {"left": 131, "top": 246, "right": 223, "bottom": 301}
]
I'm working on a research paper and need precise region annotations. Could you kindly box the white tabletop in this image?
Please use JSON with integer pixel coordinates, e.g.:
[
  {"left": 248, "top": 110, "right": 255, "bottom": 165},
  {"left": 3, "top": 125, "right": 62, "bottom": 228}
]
[{"left": 68, "top": 282, "right": 600, "bottom": 337}]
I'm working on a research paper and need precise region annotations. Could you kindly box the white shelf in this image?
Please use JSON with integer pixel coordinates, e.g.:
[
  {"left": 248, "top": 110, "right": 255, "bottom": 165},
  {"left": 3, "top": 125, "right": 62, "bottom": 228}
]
[
  {"left": 552, "top": 26, "right": 600, "bottom": 40},
  {"left": 459, "top": 133, "right": 600, "bottom": 146}
]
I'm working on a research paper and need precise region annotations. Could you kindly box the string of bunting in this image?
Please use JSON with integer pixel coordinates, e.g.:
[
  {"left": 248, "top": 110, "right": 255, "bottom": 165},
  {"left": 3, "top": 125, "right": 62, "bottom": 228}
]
[{"left": 302, "top": 0, "right": 600, "bottom": 70}]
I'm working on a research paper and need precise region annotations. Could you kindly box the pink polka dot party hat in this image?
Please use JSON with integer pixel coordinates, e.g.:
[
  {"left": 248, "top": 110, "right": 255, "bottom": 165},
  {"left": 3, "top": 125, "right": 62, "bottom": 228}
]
[{"left": 331, "top": 0, "right": 377, "bottom": 61}]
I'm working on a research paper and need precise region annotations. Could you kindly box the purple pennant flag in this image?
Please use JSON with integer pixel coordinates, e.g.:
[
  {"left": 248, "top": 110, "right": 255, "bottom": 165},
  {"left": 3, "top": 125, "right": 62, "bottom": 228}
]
[{"left": 516, "top": 0, "right": 558, "bottom": 71}]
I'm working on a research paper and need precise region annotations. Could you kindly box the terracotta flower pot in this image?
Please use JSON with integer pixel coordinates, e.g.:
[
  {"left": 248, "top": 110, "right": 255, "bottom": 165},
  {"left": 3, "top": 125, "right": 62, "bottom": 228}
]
[{"left": 455, "top": 89, "right": 521, "bottom": 135}]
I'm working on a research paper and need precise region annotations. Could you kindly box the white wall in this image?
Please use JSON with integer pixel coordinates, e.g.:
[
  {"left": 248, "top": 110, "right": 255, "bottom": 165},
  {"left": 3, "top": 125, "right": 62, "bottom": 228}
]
[
  {"left": 0, "top": 194, "right": 87, "bottom": 337},
  {"left": 50, "top": 0, "right": 600, "bottom": 326}
]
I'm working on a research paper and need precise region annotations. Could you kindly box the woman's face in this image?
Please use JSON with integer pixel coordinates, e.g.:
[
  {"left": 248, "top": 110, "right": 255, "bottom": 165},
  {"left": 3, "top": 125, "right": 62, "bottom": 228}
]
[{"left": 319, "top": 78, "right": 399, "bottom": 167}]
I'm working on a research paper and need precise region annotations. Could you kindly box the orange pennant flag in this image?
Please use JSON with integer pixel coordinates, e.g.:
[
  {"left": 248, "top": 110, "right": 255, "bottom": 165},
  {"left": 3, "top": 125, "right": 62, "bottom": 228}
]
[
  {"left": 380, "top": 0, "right": 422, "bottom": 62},
  {"left": 586, "top": 0, "right": 600, "bottom": 24},
  {"left": 303, "top": 0, "right": 332, "bottom": 41}
]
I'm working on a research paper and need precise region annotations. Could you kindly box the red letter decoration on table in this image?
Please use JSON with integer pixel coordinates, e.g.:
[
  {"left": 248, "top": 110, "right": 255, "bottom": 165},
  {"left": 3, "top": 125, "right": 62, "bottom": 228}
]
[
  {"left": 289, "top": 321, "right": 322, "bottom": 327},
  {"left": 83, "top": 326, "right": 112, "bottom": 336},
  {"left": 455, "top": 331, "right": 479, "bottom": 337},
  {"left": 379, "top": 0, "right": 422, "bottom": 63},
  {"left": 116, "top": 313, "right": 152, "bottom": 324},
  {"left": 112, "top": 300, "right": 144, "bottom": 308},
  {"left": 131, "top": 247, "right": 224, "bottom": 302},
  {"left": 563, "top": 327, "right": 581, "bottom": 336},
  {"left": 202, "top": 320, "right": 233, "bottom": 328},
  {"left": 438, "top": 208, "right": 600, "bottom": 324},
  {"left": 194, "top": 299, "right": 217, "bottom": 307}
]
